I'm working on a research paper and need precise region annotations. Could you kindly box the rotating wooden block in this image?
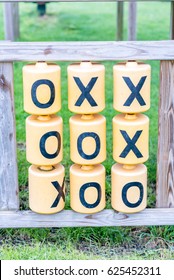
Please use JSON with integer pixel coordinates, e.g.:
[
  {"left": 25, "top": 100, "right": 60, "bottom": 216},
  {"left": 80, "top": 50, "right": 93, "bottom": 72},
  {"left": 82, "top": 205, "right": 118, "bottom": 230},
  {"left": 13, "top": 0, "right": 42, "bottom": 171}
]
[
  {"left": 26, "top": 115, "right": 63, "bottom": 166},
  {"left": 29, "top": 164, "right": 65, "bottom": 214},
  {"left": 68, "top": 61, "right": 105, "bottom": 114},
  {"left": 23, "top": 62, "right": 61, "bottom": 115},
  {"left": 70, "top": 164, "right": 105, "bottom": 213},
  {"left": 111, "top": 163, "right": 147, "bottom": 213},
  {"left": 113, "top": 113, "right": 149, "bottom": 165},
  {"left": 70, "top": 114, "right": 106, "bottom": 165},
  {"left": 113, "top": 61, "right": 151, "bottom": 113}
]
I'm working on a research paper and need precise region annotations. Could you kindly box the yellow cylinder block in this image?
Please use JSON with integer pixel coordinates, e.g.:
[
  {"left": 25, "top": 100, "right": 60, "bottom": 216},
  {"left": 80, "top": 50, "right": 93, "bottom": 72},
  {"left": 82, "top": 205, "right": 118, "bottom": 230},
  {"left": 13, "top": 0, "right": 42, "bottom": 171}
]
[
  {"left": 29, "top": 164, "right": 65, "bottom": 214},
  {"left": 70, "top": 164, "right": 105, "bottom": 213},
  {"left": 70, "top": 114, "right": 106, "bottom": 165},
  {"left": 23, "top": 62, "right": 61, "bottom": 115},
  {"left": 68, "top": 61, "right": 105, "bottom": 114},
  {"left": 111, "top": 163, "right": 147, "bottom": 213},
  {"left": 26, "top": 115, "right": 63, "bottom": 166},
  {"left": 113, "top": 61, "right": 151, "bottom": 113},
  {"left": 113, "top": 113, "right": 149, "bottom": 165}
]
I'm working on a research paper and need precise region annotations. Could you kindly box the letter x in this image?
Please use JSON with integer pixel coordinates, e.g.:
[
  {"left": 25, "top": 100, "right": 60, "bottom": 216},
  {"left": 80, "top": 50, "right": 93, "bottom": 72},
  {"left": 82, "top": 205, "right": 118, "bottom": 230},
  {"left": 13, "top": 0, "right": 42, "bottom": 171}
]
[
  {"left": 51, "top": 178, "right": 65, "bottom": 208},
  {"left": 74, "top": 77, "right": 98, "bottom": 107},
  {"left": 123, "top": 76, "right": 147, "bottom": 106},
  {"left": 119, "top": 130, "right": 143, "bottom": 158}
]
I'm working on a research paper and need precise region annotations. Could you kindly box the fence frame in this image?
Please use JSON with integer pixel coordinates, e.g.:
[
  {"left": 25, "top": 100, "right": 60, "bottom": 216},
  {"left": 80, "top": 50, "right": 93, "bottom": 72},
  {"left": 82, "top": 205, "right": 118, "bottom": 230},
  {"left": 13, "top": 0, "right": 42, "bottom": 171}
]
[
  {"left": 2, "top": 1, "right": 174, "bottom": 41},
  {"left": 0, "top": 1, "right": 174, "bottom": 228}
]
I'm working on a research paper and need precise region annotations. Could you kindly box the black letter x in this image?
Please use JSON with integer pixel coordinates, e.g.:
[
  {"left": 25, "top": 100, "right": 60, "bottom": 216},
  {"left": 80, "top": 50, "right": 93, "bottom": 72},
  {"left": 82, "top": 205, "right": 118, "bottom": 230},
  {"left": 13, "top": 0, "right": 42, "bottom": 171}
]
[
  {"left": 119, "top": 130, "right": 143, "bottom": 158},
  {"left": 51, "top": 178, "right": 65, "bottom": 208},
  {"left": 74, "top": 77, "right": 98, "bottom": 107},
  {"left": 123, "top": 76, "right": 147, "bottom": 106}
]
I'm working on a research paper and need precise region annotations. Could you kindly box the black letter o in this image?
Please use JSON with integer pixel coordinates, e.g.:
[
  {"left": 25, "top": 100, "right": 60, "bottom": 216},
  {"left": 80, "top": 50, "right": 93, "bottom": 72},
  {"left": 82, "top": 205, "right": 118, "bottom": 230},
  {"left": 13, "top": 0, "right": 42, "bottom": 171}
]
[
  {"left": 79, "top": 182, "right": 101, "bottom": 208},
  {"left": 40, "top": 131, "right": 61, "bottom": 159},
  {"left": 77, "top": 132, "right": 100, "bottom": 160},
  {"left": 122, "top": 182, "right": 144, "bottom": 208},
  {"left": 31, "top": 79, "right": 55, "bottom": 108}
]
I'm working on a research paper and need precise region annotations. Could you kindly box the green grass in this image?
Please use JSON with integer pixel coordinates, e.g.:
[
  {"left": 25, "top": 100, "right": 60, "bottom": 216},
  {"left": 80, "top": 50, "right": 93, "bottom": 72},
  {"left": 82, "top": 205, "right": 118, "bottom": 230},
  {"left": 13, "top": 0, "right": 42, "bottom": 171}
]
[{"left": 0, "top": 2, "right": 174, "bottom": 260}]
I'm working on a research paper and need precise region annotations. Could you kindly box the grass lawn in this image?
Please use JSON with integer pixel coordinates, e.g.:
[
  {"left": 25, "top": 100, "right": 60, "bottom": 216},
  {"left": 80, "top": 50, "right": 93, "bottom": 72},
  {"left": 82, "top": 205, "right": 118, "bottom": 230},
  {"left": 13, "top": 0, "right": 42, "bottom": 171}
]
[{"left": 0, "top": 2, "right": 174, "bottom": 260}]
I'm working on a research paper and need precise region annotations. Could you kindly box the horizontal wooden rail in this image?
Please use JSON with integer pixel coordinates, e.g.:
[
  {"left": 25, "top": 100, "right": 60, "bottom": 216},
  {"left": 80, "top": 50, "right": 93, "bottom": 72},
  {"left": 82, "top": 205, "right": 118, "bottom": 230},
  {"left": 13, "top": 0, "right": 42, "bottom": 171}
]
[
  {"left": 0, "top": 209, "right": 174, "bottom": 228},
  {"left": 0, "top": 41, "right": 174, "bottom": 61}
]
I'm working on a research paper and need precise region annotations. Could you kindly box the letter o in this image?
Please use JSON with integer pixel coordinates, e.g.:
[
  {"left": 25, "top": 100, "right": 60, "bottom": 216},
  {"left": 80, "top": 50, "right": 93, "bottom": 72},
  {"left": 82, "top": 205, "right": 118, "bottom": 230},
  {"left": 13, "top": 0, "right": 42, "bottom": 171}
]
[
  {"left": 79, "top": 182, "right": 101, "bottom": 208},
  {"left": 77, "top": 132, "right": 100, "bottom": 160},
  {"left": 122, "top": 181, "right": 144, "bottom": 208},
  {"left": 31, "top": 79, "right": 55, "bottom": 108}
]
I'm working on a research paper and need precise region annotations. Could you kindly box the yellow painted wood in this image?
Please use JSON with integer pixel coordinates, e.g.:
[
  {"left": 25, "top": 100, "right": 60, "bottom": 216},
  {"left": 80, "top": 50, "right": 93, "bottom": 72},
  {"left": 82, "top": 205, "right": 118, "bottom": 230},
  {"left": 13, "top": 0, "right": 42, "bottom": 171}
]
[
  {"left": 111, "top": 163, "right": 147, "bottom": 213},
  {"left": 23, "top": 62, "right": 61, "bottom": 115},
  {"left": 26, "top": 115, "right": 63, "bottom": 166},
  {"left": 70, "top": 114, "right": 106, "bottom": 165},
  {"left": 113, "top": 113, "right": 149, "bottom": 165},
  {"left": 113, "top": 61, "right": 151, "bottom": 113},
  {"left": 29, "top": 164, "right": 65, "bottom": 214},
  {"left": 70, "top": 164, "right": 105, "bottom": 214},
  {"left": 68, "top": 61, "right": 105, "bottom": 114}
]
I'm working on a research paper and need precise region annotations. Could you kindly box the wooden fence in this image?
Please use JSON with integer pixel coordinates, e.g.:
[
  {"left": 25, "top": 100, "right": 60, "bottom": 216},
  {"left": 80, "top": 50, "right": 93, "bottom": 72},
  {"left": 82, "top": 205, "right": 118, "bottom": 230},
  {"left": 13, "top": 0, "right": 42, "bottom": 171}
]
[
  {"left": 117, "top": 1, "right": 174, "bottom": 41},
  {"left": 2, "top": 1, "right": 174, "bottom": 41},
  {"left": 0, "top": 1, "right": 174, "bottom": 228}
]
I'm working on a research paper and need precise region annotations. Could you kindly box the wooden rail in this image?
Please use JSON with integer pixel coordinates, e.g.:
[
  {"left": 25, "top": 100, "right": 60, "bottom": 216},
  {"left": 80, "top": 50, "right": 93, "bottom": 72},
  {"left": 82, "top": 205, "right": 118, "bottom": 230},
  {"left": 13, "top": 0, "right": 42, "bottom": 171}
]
[
  {"left": 1, "top": 209, "right": 174, "bottom": 228},
  {"left": 0, "top": 41, "right": 174, "bottom": 61}
]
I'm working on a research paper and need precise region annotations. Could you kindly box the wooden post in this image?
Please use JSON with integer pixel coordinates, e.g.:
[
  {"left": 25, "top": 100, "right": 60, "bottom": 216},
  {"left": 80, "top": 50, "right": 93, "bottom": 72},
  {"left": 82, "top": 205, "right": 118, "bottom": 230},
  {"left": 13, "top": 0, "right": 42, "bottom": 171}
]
[
  {"left": 128, "top": 2, "right": 137, "bottom": 41},
  {"left": 3, "top": 3, "right": 20, "bottom": 41},
  {"left": 171, "top": 1, "right": 174, "bottom": 39},
  {"left": 0, "top": 62, "right": 19, "bottom": 210},
  {"left": 117, "top": 2, "right": 124, "bottom": 41},
  {"left": 156, "top": 61, "right": 174, "bottom": 208}
]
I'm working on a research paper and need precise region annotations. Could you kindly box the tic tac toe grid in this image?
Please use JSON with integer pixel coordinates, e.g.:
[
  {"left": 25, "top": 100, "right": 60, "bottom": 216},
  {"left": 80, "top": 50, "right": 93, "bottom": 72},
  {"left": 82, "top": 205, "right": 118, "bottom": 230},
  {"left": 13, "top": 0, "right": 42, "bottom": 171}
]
[{"left": 0, "top": 0, "right": 174, "bottom": 228}]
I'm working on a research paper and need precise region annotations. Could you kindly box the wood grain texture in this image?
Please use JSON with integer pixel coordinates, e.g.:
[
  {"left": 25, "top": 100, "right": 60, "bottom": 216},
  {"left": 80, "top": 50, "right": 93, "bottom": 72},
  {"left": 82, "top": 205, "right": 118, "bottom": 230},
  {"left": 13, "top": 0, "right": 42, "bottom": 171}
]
[
  {"left": 0, "top": 63, "right": 19, "bottom": 210},
  {"left": 0, "top": 41, "right": 174, "bottom": 61},
  {"left": 128, "top": 2, "right": 137, "bottom": 41},
  {"left": 3, "top": 3, "right": 19, "bottom": 41},
  {"left": 156, "top": 61, "right": 174, "bottom": 207},
  {"left": 117, "top": 2, "right": 124, "bottom": 41},
  {"left": 0, "top": 209, "right": 174, "bottom": 228}
]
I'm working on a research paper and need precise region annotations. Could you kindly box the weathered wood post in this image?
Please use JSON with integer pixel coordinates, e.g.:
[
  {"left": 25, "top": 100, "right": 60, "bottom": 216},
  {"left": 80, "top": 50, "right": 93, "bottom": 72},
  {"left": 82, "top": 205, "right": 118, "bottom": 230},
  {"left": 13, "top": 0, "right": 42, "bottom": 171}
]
[
  {"left": 3, "top": 3, "right": 20, "bottom": 41},
  {"left": 157, "top": 61, "right": 174, "bottom": 208},
  {"left": 128, "top": 2, "right": 137, "bottom": 41},
  {"left": 0, "top": 62, "right": 19, "bottom": 210},
  {"left": 171, "top": 1, "right": 174, "bottom": 39},
  {"left": 117, "top": 2, "right": 124, "bottom": 41}
]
